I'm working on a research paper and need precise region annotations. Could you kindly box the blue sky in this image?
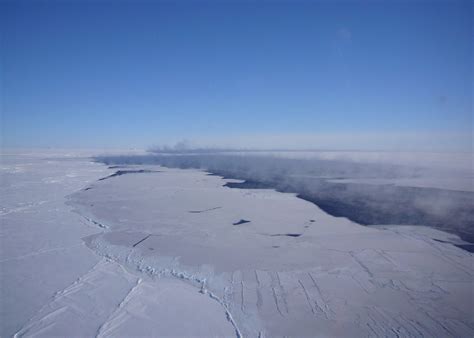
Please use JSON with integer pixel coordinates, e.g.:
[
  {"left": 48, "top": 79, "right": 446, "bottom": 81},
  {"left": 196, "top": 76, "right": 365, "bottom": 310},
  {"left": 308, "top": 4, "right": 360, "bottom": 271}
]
[{"left": 1, "top": 0, "right": 472, "bottom": 150}]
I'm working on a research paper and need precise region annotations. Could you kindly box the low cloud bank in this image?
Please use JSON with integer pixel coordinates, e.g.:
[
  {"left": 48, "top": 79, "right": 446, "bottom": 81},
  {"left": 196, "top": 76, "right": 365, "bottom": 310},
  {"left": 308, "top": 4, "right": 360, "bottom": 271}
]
[
  {"left": 95, "top": 152, "right": 474, "bottom": 243},
  {"left": 148, "top": 131, "right": 473, "bottom": 153}
]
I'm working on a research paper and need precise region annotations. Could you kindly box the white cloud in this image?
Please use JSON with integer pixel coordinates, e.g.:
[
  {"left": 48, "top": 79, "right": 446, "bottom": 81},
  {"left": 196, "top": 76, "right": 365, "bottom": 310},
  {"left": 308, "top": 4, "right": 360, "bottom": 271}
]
[{"left": 337, "top": 27, "right": 352, "bottom": 41}]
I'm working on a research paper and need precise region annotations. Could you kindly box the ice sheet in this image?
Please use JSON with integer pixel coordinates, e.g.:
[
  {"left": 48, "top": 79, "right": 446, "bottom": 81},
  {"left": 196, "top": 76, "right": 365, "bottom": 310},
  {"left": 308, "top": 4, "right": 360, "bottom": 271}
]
[{"left": 2, "top": 151, "right": 473, "bottom": 337}]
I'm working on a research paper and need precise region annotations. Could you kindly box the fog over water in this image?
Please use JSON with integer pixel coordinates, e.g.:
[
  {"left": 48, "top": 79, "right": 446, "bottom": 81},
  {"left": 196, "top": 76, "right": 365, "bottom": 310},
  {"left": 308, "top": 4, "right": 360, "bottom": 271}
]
[{"left": 96, "top": 151, "right": 474, "bottom": 244}]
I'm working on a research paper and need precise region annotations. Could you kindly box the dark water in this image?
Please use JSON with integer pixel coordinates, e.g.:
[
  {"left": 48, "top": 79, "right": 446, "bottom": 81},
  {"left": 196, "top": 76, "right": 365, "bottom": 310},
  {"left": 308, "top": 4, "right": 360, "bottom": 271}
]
[
  {"left": 233, "top": 219, "right": 251, "bottom": 225},
  {"left": 271, "top": 233, "right": 302, "bottom": 237},
  {"left": 224, "top": 178, "right": 474, "bottom": 245},
  {"left": 98, "top": 169, "right": 160, "bottom": 181},
  {"left": 188, "top": 207, "right": 222, "bottom": 213},
  {"left": 454, "top": 244, "right": 474, "bottom": 253}
]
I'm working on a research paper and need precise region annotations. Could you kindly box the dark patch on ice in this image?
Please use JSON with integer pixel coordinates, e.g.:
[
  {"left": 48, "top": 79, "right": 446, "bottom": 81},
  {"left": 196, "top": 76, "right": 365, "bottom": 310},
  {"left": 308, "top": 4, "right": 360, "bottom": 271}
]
[
  {"left": 189, "top": 206, "right": 222, "bottom": 213},
  {"left": 83, "top": 217, "right": 107, "bottom": 229},
  {"left": 310, "top": 219, "right": 316, "bottom": 222},
  {"left": 304, "top": 225, "right": 309, "bottom": 228},
  {"left": 454, "top": 244, "right": 474, "bottom": 253},
  {"left": 108, "top": 165, "right": 125, "bottom": 169},
  {"left": 84, "top": 187, "right": 92, "bottom": 191},
  {"left": 224, "top": 180, "right": 272, "bottom": 189},
  {"left": 433, "top": 238, "right": 450, "bottom": 244},
  {"left": 132, "top": 234, "right": 152, "bottom": 247},
  {"left": 272, "top": 245, "right": 280, "bottom": 248},
  {"left": 99, "top": 169, "right": 161, "bottom": 181},
  {"left": 233, "top": 219, "right": 251, "bottom": 225},
  {"left": 271, "top": 233, "right": 302, "bottom": 237}
]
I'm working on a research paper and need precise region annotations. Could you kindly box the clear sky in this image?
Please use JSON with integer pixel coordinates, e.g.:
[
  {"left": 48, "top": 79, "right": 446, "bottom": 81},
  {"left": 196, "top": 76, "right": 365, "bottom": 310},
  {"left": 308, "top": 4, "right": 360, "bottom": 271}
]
[{"left": 1, "top": 0, "right": 472, "bottom": 150}]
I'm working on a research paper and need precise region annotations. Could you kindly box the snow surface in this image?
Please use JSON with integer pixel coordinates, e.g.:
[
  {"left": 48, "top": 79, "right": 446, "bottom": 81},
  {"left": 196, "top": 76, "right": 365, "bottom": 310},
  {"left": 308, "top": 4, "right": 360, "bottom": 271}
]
[
  {"left": 1, "top": 152, "right": 234, "bottom": 337},
  {"left": 1, "top": 151, "right": 473, "bottom": 337}
]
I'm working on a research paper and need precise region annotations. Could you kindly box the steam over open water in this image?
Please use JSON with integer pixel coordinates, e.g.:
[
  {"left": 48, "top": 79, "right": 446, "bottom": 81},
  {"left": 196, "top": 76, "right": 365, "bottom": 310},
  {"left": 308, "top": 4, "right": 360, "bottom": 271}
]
[{"left": 96, "top": 152, "right": 474, "bottom": 245}]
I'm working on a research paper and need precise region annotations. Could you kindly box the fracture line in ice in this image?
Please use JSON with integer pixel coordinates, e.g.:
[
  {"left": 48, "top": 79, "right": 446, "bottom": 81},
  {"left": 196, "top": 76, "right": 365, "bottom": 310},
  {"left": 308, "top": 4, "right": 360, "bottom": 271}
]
[
  {"left": 13, "top": 259, "right": 108, "bottom": 337},
  {"left": 89, "top": 238, "right": 244, "bottom": 338},
  {"left": 0, "top": 243, "right": 82, "bottom": 263},
  {"left": 95, "top": 278, "right": 143, "bottom": 338}
]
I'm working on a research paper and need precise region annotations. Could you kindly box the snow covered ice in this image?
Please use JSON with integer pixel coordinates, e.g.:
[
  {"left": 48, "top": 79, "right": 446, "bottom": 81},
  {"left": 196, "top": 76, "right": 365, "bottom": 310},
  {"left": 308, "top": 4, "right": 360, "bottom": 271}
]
[{"left": 1, "top": 150, "right": 473, "bottom": 337}]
